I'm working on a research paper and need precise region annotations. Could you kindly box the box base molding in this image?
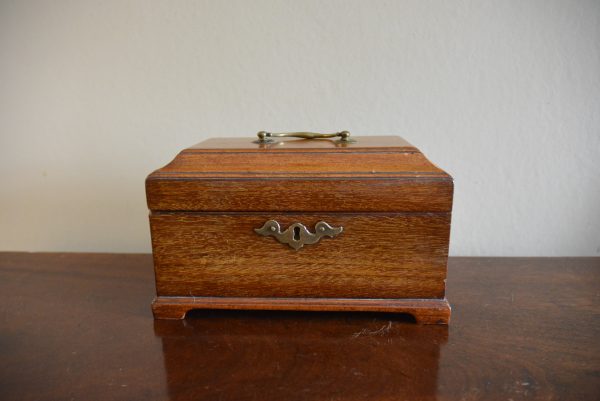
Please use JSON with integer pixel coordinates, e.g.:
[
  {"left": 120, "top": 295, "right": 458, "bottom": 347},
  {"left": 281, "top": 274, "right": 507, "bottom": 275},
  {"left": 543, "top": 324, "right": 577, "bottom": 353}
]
[{"left": 152, "top": 296, "right": 451, "bottom": 324}]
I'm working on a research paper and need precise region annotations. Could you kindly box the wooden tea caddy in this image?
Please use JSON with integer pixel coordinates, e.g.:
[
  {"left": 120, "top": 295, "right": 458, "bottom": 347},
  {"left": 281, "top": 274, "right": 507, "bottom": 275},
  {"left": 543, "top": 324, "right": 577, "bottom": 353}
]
[{"left": 146, "top": 131, "right": 453, "bottom": 324}]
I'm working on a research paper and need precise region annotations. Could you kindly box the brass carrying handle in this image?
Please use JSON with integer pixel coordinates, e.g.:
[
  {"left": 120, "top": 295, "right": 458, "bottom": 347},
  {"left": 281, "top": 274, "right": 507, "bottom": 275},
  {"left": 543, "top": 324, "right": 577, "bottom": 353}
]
[{"left": 256, "top": 131, "right": 352, "bottom": 143}]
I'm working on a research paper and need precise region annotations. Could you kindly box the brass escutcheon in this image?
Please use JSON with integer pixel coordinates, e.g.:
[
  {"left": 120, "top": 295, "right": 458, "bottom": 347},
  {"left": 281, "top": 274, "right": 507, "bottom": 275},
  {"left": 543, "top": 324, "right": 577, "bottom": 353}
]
[{"left": 254, "top": 220, "right": 343, "bottom": 250}]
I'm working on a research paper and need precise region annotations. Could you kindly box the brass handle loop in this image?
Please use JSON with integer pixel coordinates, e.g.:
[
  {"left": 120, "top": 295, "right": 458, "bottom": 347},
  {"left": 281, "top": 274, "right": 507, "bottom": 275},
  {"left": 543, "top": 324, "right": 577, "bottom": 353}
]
[{"left": 256, "top": 131, "right": 353, "bottom": 143}]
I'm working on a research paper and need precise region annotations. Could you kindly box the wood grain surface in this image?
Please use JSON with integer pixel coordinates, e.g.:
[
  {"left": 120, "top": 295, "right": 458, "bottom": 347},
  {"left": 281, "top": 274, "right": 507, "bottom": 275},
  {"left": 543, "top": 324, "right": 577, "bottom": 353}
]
[
  {"left": 145, "top": 136, "right": 453, "bottom": 212},
  {"left": 150, "top": 212, "right": 451, "bottom": 299},
  {"left": 153, "top": 152, "right": 446, "bottom": 175},
  {"left": 1, "top": 253, "right": 599, "bottom": 401},
  {"left": 152, "top": 296, "right": 451, "bottom": 324},
  {"left": 146, "top": 178, "right": 453, "bottom": 212}
]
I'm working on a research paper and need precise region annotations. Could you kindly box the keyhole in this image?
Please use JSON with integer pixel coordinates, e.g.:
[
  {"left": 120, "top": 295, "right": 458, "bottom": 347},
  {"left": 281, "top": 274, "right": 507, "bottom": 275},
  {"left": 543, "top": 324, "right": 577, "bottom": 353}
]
[{"left": 293, "top": 226, "right": 301, "bottom": 241}]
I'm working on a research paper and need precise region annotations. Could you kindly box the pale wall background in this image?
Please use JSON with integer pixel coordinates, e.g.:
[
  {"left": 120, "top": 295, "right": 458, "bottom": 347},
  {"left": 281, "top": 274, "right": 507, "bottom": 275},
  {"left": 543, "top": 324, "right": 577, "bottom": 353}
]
[{"left": 1, "top": 0, "right": 599, "bottom": 256}]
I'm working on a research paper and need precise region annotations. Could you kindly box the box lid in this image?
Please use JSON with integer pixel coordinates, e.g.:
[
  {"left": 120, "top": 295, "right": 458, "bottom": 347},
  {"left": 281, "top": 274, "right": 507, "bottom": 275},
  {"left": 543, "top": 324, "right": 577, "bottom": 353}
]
[{"left": 146, "top": 135, "right": 453, "bottom": 212}]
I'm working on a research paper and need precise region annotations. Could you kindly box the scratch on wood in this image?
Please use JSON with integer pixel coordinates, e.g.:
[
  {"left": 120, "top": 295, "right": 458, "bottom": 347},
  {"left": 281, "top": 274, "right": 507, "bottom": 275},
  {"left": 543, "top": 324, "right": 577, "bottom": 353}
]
[{"left": 352, "top": 321, "right": 393, "bottom": 338}]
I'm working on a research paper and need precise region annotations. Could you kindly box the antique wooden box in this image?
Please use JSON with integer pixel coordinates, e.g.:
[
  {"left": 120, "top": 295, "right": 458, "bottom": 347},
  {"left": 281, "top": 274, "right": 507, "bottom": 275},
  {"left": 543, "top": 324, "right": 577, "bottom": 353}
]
[{"left": 146, "top": 132, "right": 453, "bottom": 324}]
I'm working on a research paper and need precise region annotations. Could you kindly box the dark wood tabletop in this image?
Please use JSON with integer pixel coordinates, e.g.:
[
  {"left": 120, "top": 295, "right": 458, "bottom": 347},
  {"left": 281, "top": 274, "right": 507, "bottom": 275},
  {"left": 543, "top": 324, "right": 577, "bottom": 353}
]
[{"left": 0, "top": 253, "right": 598, "bottom": 401}]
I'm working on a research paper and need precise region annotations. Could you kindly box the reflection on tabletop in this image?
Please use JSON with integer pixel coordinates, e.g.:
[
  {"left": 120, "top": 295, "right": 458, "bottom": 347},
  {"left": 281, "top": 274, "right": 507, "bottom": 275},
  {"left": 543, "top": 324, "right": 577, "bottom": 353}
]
[{"left": 154, "top": 310, "right": 448, "bottom": 401}]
